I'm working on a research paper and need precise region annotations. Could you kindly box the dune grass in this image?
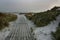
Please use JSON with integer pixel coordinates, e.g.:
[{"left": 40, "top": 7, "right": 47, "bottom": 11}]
[
  {"left": 25, "top": 10, "right": 60, "bottom": 27},
  {"left": 0, "top": 12, "right": 17, "bottom": 30}
]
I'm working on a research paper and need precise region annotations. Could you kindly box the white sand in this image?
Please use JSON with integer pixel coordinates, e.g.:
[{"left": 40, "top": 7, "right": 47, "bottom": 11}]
[{"left": 33, "top": 15, "right": 60, "bottom": 40}]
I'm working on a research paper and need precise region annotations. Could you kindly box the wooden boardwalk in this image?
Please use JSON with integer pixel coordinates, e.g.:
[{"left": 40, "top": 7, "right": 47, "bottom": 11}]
[{"left": 5, "top": 15, "right": 35, "bottom": 40}]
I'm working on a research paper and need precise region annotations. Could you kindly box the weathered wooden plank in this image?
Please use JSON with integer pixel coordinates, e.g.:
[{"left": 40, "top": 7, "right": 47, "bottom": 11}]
[{"left": 5, "top": 15, "right": 35, "bottom": 40}]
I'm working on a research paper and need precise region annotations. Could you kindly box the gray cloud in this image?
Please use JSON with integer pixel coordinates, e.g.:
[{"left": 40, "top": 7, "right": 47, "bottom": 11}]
[{"left": 0, "top": 0, "right": 59, "bottom": 12}]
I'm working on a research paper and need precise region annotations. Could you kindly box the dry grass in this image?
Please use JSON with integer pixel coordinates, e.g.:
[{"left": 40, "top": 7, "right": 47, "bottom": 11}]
[{"left": 0, "top": 12, "right": 17, "bottom": 30}]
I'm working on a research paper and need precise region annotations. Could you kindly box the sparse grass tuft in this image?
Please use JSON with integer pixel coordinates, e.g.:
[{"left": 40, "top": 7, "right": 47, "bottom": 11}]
[{"left": 51, "top": 23, "right": 60, "bottom": 40}]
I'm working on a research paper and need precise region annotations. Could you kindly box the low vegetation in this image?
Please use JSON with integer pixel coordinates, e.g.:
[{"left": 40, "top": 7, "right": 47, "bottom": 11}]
[
  {"left": 30, "top": 27, "right": 33, "bottom": 32},
  {"left": 25, "top": 7, "right": 60, "bottom": 27},
  {"left": 0, "top": 12, "right": 17, "bottom": 30},
  {"left": 51, "top": 23, "right": 60, "bottom": 40},
  {"left": 25, "top": 13, "right": 33, "bottom": 20}
]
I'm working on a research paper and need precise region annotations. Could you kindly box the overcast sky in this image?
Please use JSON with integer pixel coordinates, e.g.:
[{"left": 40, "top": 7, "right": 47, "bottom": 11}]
[{"left": 0, "top": 0, "right": 60, "bottom": 12}]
